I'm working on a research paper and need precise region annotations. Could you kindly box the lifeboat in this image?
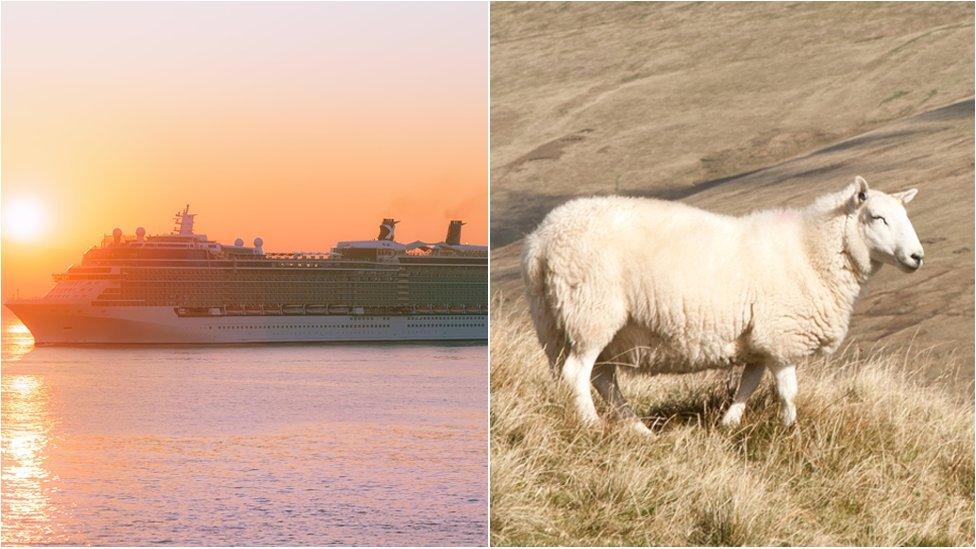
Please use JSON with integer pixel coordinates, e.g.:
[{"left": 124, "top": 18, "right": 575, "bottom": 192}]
[
  {"left": 245, "top": 305, "right": 263, "bottom": 315},
  {"left": 175, "top": 306, "right": 214, "bottom": 317},
  {"left": 283, "top": 304, "right": 305, "bottom": 315},
  {"left": 263, "top": 304, "right": 283, "bottom": 315},
  {"left": 226, "top": 305, "right": 244, "bottom": 316},
  {"left": 306, "top": 304, "right": 328, "bottom": 314}
]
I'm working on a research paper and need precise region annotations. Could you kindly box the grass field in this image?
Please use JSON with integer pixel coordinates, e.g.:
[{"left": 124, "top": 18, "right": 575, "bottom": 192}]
[{"left": 490, "top": 299, "right": 974, "bottom": 546}]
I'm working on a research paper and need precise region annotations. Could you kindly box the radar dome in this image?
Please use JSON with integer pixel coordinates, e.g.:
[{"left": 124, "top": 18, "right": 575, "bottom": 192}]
[
  {"left": 254, "top": 237, "right": 263, "bottom": 247},
  {"left": 135, "top": 227, "right": 146, "bottom": 241},
  {"left": 234, "top": 238, "right": 244, "bottom": 247},
  {"left": 112, "top": 227, "right": 122, "bottom": 243}
]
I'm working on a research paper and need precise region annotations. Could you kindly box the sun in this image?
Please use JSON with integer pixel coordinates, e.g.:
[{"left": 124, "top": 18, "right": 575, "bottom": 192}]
[{"left": 3, "top": 196, "right": 47, "bottom": 242}]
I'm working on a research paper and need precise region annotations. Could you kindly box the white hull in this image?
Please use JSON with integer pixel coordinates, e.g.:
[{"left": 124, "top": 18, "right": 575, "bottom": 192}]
[{"left": 6, "top": 302, "right": 487, "bottom": 344}]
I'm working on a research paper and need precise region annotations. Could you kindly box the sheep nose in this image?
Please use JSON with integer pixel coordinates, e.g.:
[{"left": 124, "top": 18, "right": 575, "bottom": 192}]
[{"left": 910, "top": 252, "right": 924, "bottom": 268}]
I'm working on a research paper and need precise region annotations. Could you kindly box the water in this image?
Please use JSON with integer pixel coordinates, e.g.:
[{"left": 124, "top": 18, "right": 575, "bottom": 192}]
[{"left": 1, "top": 314, "right": 488, "bottom": 546}]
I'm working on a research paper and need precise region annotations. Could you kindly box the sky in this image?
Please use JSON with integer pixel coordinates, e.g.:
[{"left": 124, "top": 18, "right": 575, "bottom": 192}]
[{"left": 2, "top": 2, "right": 487, "bottom": 296}]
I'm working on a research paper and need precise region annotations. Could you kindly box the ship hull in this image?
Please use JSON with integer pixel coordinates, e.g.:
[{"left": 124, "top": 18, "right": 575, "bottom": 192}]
[{"left": 6, "top": 301, "right": 487, "bottom": 344}]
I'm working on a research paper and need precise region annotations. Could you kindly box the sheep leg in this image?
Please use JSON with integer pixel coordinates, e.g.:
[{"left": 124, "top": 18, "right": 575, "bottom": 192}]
[
  {"left": 562, "top": 349, "right": 601, "bottom": 426},
  {"left": 592, "top": 363, "right": 652, "bottom": 435},
  {"left": 769, "top": 362, "right": 798, "bottom": 427},
  {"left": 720, "top": 362, "right": 765, "bottom": 427}
]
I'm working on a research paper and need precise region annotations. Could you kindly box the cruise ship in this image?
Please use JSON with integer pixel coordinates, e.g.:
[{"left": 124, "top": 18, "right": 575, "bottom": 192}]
[{"left": 5, "top": 206, "right": 487, "bottom": 344}]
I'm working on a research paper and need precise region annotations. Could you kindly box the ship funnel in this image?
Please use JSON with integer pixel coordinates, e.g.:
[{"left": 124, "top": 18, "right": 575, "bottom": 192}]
[
  {"left": 112, "top": 227, "right": 122, "bottom": 244},
  {"left": 377, "top": 218, "right": 399, "bottom": 241},
  {"left": 446, "top": 220, "right": 465, "bottom": 245},
  {"left": 135, "top": 227, "right": 146, "bottom": 242}
]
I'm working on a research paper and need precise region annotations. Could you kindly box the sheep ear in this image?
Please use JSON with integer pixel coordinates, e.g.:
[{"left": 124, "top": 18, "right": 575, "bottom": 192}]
[
  {"left": 851, "top": 176, "right": 869, "bottom": 206},
  {"left": 893, "top": 188, "right": 918, "bottom": 204}
]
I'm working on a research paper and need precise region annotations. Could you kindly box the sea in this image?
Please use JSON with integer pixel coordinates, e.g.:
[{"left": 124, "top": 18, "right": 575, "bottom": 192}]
[{"left": 0, "top": 313, "right": 488, "bottom": 546}]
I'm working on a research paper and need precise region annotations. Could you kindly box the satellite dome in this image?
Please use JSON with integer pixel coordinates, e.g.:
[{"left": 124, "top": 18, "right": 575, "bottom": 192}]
[
  {"left": 234, "top": 238, "right": 244, "bottom": 247},
  {"left": 254, "top": 237, "right": 263, "bottom": 247},
  {"left": 135, "top": 227, "right": 146, "bottom": 241},
  {"left": 112, "top": 227, "right": 122, "bottom": 243}
]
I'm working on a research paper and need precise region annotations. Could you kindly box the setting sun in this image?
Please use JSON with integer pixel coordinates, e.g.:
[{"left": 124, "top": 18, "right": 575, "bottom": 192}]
[{"left": 3, "top": 197, "right": 47, "bottom": 243}]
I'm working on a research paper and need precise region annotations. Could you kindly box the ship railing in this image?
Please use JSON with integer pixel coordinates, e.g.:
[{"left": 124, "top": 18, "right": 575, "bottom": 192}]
[
  {"left": 263, "top": 252, "right": 332, "bottom": 260},
  {"left": 172, "top": 304, "right": 486, "bottom": 317}
]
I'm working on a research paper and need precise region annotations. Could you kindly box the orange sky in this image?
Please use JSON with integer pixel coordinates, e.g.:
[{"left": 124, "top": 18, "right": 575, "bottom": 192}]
[{"left": 2, "top": 2, "right": 487, "bottom": 297}]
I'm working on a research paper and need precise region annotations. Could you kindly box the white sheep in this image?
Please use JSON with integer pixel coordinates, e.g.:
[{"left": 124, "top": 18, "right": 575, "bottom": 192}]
[{"left": 522, "top": 176, "right": 923, "bottom": 433}]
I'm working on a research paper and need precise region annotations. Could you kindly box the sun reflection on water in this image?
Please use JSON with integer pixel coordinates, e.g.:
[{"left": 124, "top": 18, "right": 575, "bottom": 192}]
[
  {"left": 2, "top": 374, "right": 58, "bottom": 544},
  {"left": 3, "top": 316, "right": 36, "bottom": 362}
]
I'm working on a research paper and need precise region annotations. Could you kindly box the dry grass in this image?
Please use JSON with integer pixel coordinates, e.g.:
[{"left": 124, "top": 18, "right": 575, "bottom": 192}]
[{"left": 490, "top": 298, "right": 974, "bottom": 546}]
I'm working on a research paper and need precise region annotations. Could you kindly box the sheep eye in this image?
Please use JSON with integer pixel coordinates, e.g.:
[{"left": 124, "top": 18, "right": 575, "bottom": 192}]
[{"left": 870, "top": 215, "right": 887, "bottom": 225}]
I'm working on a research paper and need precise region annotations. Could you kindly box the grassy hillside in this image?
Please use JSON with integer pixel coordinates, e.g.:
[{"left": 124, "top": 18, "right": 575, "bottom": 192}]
[
  {"left": 490, "top": 1, "right": 975, "bottom": 368},
  {"left": 490, "top": 4, "right": 975, "bottom": 545},
  {"left": 490, "top": 303, "right": 974, "bottom": 546}
]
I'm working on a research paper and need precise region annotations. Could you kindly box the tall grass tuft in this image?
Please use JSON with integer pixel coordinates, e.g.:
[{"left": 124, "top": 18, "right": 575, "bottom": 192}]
[{"left": 490, "top": 297, "right": 974, "bottom": 546}]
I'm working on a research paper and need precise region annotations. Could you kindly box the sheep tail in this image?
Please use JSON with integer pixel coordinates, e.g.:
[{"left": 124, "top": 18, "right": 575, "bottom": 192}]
[{"left": 522, "top": 236, "right": 567, "bottom": 374}]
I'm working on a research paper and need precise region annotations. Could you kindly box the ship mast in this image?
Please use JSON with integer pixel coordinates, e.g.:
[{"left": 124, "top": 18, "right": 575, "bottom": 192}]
[{"left": 173, "top": 204, "right": 195, "bottom": 236}]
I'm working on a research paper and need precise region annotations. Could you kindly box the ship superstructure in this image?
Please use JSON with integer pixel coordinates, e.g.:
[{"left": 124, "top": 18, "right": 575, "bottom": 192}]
[{"left": 6, "top": 206, "right": 487, "bottom": 344}]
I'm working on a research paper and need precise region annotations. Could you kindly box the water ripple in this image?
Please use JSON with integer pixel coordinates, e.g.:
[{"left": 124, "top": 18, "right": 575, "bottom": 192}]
[{"left": 1, "top": 315, "right": 488, "bottom": 545}]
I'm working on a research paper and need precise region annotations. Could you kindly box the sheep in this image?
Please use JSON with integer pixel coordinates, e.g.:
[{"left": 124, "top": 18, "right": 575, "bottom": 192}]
[{"left": 522, "top": 176, "right": 923, "bottom": 434}]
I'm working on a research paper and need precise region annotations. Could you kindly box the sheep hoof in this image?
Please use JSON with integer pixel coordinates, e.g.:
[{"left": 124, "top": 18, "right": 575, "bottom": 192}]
[
  {"left": 720, "top": 417, "right": 741, "bottom": 429},
  {"left": 627, "top": 419, "right": 654, "bottom": 437},
  {"left": 574, "top": 415, "right": 603, "bottom": 431},
  {"left": 781, "top": 410, "right": 797, "bottom": 428},
  {"left": 720, "top": 404, "right": 745, "bottom": 428}
]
